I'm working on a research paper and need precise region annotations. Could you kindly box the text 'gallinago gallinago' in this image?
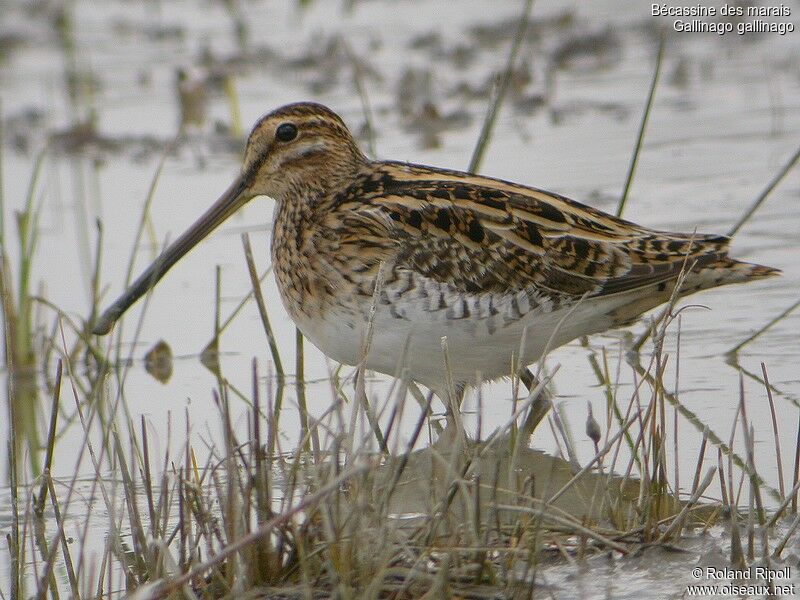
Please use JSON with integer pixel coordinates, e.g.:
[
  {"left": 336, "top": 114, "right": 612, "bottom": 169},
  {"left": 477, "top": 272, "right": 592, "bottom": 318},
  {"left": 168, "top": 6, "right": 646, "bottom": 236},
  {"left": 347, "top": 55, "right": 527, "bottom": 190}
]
[{"left": 93, "top": 102, "right": 779, "bottom": 401}]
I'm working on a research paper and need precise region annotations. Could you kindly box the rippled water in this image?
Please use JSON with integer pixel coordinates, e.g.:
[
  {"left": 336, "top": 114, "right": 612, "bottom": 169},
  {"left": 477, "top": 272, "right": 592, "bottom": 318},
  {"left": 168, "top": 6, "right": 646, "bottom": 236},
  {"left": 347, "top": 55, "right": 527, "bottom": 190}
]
[{"left": 1, "top": 0, "right": 799, "bottom": 596}]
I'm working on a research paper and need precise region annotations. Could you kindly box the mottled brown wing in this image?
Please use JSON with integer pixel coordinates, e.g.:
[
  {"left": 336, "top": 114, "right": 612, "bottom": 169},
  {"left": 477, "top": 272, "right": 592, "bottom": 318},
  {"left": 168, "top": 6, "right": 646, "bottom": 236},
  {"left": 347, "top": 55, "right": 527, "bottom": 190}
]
[{"left": 330, "top": 162, "right": 730, "bottom": 300}]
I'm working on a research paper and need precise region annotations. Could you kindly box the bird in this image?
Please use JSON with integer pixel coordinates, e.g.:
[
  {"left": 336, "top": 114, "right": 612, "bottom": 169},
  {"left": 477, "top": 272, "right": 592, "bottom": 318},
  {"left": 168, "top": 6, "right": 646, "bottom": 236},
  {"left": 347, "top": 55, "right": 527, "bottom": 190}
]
[{"left": 92, "top": 101, "right": 779, "bottom": 411}]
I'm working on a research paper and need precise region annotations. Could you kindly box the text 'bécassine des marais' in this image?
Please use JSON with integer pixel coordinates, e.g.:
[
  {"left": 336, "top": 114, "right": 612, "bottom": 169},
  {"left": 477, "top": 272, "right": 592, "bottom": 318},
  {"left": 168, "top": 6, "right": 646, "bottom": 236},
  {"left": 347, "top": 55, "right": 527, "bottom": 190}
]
[{"left": 652, "top": 4, "right": 794, "bottom": 35}]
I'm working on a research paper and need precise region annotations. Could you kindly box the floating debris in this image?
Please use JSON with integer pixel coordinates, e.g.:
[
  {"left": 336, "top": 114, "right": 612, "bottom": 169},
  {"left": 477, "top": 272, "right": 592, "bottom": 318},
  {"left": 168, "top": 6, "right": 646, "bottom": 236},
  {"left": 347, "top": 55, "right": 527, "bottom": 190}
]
[
  {"left": 144, "top": 339, "right": 173, "bottom": 384},
  {"left": 551, "top": 28, "right": 621, "bottom": 72}
]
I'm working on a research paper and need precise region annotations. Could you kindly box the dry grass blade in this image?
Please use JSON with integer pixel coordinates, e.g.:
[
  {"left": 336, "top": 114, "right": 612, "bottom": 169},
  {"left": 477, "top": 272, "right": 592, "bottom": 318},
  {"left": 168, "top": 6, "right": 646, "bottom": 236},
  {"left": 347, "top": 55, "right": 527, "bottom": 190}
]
[
  {"left": 794, "top": 410, "right": 800, "bottom": 515},
  {"left": 658, "top": 468, "right": 715, "bottom": 543},
  {"left": 353, "top": 262, "right": 387, "bottom": 450},
  {"left": 767, "top": 477, "right": 800, "bottom": 528},
  {"left": 134, "top": 461, "right": 372, "bottom": 600},
  {"left": 494, "top": 504, "right": 628, "bottom": 554},
  {"left": 241, "top": 233, "right": 284, "bottom": 378},
  {"left": 46, "top": 474, "right": 80, "bottom": 599},
  {"left": 546, "top": 411, "right": 640, "bottom": 506},
  {"left": 6, "top": 440, "right": 20, "bottom": 600},
  {"left": 773, "top": 514, "right": 800, "bottom": 558},
  {"left": 761, "top": 363, "right": 785, "bottom": 501}
]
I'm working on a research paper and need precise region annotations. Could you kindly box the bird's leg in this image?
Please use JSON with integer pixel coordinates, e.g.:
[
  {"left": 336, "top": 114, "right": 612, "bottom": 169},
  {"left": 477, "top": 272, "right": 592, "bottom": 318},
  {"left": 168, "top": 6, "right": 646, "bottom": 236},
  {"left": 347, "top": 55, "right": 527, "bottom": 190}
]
[
  {"left": 519, "top": 367, "right": 553, "bottom": 443},
  {"left": 436, "top": 381, "right": 468, "bottom": 448},
  {"left": 446, "top": 380, "right": 467, "bottom": 429},
  {"left": 353, "top": 364, "right": 388, "bottom": 452}
]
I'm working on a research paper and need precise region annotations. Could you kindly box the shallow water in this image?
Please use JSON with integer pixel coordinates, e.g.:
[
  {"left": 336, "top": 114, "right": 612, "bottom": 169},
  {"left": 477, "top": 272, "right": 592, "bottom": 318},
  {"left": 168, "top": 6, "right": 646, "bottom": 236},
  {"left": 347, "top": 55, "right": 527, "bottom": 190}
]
[{"left": 1, "top": 0, "right": 799, "bottom": 595}]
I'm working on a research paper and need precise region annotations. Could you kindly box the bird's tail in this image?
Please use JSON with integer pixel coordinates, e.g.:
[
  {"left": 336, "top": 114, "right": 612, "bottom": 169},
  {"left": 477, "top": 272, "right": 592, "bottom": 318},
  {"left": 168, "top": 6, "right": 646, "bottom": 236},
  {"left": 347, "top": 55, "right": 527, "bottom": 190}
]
[{"left": 605, "top": 256, "right": 779, "bottom": 329}]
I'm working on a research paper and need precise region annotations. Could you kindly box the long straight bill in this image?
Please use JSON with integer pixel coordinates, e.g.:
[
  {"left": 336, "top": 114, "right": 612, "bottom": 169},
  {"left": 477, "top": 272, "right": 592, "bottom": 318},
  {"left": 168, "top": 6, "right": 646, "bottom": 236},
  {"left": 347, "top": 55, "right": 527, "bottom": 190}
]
[{"left": 92, "top": 176, "right": 251, "bottom": 335}]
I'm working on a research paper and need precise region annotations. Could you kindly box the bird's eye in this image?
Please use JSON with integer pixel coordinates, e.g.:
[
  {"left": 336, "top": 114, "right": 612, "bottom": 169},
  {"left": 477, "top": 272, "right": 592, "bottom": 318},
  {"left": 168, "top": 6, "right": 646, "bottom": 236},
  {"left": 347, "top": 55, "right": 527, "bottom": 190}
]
[{"left": 275, "top": 123, "right": 298, "bottom": 142}]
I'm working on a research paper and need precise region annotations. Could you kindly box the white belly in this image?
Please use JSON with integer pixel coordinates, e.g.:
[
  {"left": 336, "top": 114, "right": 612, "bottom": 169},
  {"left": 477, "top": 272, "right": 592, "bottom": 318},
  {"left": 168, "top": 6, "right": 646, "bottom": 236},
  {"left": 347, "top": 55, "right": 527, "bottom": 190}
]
[{"left": 285, "top": 274, "right": 626, "bottom": 394}]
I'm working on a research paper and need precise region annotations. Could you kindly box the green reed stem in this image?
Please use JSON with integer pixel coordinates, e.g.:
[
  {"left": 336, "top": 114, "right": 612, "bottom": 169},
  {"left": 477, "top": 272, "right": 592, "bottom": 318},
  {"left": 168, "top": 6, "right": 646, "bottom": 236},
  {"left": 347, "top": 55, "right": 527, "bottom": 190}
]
[
  {"left": 224, "top": 75, "right": 243, "bottom": 139},
  {"left": 469, "top": 0, "right": 534, "bottom": 173},
  {"left": 728, "top": 296, "right": 800, "bottom": 356},
  {"left": 727, "top": 145, "right": 800, "bottom": 237},
  {"left": 615, "top": 35, "right": 664, "bottom": 218},
  {"left": 122, "top": 138, "right": 177, "bottom": 290},
  {"left": 35, "top": 359, "right": 62, "bottom": 515},
  {"left": 344, "top": 40, "right": 377, "bottom": 158}
]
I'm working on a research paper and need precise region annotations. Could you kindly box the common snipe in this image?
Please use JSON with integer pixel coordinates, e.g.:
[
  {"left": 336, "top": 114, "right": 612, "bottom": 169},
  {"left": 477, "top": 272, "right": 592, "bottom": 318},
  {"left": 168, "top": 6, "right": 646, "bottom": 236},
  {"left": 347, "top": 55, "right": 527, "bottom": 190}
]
[{"left": 93, "top": 102, "right": 779, "bottom": 402}]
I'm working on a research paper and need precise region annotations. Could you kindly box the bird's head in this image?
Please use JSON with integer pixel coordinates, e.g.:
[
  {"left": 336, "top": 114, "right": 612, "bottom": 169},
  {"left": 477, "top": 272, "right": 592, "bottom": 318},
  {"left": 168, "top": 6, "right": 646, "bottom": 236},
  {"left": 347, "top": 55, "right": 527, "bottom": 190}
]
[
  {"left": 240, "top": 102, "right": 367, "bottom": 202},
  {"left": 92, "top": 102, "right": 364, "bottom": 335}
]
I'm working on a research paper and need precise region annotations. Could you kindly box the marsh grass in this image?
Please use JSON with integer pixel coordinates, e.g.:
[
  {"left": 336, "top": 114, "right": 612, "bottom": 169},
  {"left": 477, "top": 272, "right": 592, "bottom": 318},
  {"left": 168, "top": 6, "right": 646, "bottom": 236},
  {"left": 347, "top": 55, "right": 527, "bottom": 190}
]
[
  {"left": 5, "top": 278, "right": 799, "bottom": 599},
  {"left": 1, "top": 144, "right": 48, "bottom": 477},
  {"left": 3, "top": 191, "right": 797, "bottom": 597}
]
